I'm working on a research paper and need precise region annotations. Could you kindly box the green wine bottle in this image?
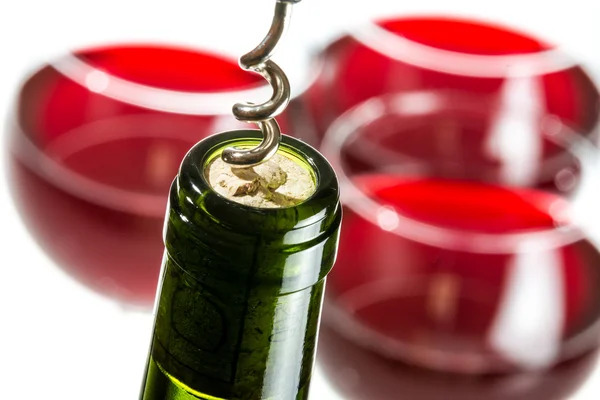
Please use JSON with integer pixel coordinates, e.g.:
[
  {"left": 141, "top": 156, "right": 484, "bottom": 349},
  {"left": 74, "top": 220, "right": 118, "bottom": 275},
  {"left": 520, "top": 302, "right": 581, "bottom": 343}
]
[{"left": 140, "top": 130, "right": 341, "bottom": 400}]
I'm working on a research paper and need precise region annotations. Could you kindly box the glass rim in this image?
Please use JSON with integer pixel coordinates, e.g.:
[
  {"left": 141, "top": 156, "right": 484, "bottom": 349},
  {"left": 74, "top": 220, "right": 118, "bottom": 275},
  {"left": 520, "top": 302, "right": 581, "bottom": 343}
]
[
  {"left": 47, "top": 44, "right": 316, "bottom": 116},
  {"left": 320, "top": 91, "right": 600, "bottom": 254},
  {"left": 324, "top": 290, "right": 600, "bottom": 374},
  {"left": 348, "top": 18, "right": 581, "bottom": 78},
  {"left": 7, "top": 114, "right": 184, "bottom": 217},
  {"left": 330, "top": 89, "right": 600, "bottom": 183}
]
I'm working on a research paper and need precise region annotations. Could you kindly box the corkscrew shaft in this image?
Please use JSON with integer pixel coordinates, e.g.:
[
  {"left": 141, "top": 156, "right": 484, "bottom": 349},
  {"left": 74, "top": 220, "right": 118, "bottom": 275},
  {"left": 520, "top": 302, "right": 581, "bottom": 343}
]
[{"left": 221, "top": 0, "right": 299, "bottom": 167}]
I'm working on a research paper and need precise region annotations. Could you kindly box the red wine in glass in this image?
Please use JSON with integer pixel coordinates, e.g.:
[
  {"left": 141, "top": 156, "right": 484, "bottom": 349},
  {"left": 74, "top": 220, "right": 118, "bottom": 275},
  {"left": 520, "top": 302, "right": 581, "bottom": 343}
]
[
  {"left": 303, "top": 16, "right": 599, "bottom": 146},
  {"left": 6, "top": 44, "right": 287, "bottom": 307},
  {"left": 320, "top": 174, "right": 600, "bottom": 399}
]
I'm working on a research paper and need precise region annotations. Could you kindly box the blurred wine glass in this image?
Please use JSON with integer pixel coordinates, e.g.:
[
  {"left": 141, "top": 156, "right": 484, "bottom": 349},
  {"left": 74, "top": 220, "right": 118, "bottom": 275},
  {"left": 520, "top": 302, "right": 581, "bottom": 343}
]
[
  {"left": 318, "top": 92, "right": 600, "bottom": 399},
  {"left": 5, "top": 44, "right": 281, "bottom": 307}
]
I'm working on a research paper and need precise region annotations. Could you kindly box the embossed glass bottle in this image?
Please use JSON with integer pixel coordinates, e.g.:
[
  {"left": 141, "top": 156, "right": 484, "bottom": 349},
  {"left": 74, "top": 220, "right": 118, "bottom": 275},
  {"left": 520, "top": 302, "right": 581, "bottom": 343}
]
[{"left": 140, "top": 130, "right": 342, "bottom": 400}]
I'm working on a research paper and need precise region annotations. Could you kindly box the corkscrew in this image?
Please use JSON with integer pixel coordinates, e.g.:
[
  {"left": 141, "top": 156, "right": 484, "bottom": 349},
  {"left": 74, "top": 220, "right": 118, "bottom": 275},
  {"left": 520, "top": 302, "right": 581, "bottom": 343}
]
[{"left": 221, "top": 0, "right": 301, "bottom": 167}]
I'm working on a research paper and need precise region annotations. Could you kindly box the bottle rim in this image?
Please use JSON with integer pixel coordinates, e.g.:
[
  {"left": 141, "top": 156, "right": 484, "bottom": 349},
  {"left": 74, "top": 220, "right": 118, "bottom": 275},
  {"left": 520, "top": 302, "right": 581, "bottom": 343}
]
[{"left": 177, "top": 129, "right": 341, "bottom": 233}]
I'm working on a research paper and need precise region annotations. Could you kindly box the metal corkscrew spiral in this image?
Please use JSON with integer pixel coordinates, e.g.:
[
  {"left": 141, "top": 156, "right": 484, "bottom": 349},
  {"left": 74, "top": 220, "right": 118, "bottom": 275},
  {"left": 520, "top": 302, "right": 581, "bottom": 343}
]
[{"left": 221, "top": 0, "right": 301, "bottom": 167}]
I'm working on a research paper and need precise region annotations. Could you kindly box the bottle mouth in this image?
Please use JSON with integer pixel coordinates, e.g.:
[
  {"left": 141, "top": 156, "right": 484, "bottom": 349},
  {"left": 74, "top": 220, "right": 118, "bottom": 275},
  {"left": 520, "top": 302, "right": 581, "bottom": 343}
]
[
  {"left": 175, "top": 130, "right": 340, "bottom": 234},
  {"left": 320, "top": 91, "right": 600, "bottom": 254},
  {"left": 202, "top": 139, "right": 318, "bottom": 209},
  {"left": 348, "top": 16, "right": 580, "bottom": 78}
]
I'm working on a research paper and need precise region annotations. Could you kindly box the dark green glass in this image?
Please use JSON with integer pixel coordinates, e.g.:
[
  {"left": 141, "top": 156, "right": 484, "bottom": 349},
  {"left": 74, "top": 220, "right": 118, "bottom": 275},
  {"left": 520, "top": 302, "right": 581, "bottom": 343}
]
[{"left": 140, "top": 130, "right": 342, "bottom": 400}]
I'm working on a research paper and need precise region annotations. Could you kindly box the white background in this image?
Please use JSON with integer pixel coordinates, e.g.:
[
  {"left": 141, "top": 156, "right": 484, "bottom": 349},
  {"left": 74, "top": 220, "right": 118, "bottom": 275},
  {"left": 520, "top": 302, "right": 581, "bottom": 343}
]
[{"left": 2, "top": 1, "right": 600, "bottom": 399}]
